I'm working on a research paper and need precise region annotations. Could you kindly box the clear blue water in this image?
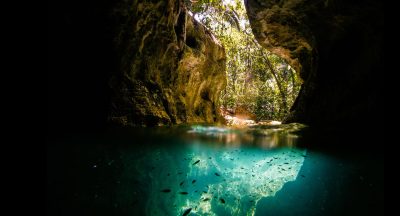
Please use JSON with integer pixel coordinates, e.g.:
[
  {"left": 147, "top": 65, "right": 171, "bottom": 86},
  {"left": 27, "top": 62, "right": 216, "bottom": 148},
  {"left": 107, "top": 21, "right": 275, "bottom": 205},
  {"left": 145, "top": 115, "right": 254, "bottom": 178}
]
[{"left": 47, "top": 124, "right": 384, "bottom": 216}]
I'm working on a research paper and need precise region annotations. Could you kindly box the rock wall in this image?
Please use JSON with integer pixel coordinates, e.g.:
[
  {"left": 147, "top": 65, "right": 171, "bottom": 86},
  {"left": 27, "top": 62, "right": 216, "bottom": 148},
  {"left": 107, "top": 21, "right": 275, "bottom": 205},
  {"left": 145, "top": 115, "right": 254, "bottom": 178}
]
[
  {"left": 245, "top": 0, "right": 383, "bottom": 126},
  {"left": 109, "top": 0, "right": 226, "bottom": 126}
]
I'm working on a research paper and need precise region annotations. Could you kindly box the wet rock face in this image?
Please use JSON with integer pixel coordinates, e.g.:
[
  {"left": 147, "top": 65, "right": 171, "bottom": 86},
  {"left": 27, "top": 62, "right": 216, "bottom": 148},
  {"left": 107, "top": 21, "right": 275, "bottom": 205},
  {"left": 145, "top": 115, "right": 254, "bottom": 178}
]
[
  {"left": 109, "top": 0, "right": 226, "bottom": 126},
  {"left": 245, "top": 0, "right": 383, "bottom": 126}
]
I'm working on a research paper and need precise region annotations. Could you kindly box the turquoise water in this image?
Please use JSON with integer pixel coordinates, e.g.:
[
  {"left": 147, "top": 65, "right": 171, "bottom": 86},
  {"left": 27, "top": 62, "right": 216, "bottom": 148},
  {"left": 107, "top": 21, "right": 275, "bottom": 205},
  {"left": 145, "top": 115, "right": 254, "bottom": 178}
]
[{"left": 47, "top": 124, "right": 384, "bottom": 216}]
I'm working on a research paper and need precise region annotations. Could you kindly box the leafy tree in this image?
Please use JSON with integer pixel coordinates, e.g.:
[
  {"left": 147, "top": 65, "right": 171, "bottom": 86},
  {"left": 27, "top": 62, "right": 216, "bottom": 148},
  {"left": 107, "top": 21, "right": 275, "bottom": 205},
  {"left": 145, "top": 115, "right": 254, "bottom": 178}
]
[{"left": 186, "top": 0, "right": 301, "bottom": 121}]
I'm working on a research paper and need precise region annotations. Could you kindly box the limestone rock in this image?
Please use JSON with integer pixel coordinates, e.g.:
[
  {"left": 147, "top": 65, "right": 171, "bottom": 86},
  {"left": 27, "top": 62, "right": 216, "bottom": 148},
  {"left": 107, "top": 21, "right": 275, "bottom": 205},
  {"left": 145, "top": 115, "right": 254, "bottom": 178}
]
[
  {"left": 109, "top": 0, "right": 226, "bottom": 126},
  {"left": 245, "top": 0, "right": 383, "bottom": 126}
]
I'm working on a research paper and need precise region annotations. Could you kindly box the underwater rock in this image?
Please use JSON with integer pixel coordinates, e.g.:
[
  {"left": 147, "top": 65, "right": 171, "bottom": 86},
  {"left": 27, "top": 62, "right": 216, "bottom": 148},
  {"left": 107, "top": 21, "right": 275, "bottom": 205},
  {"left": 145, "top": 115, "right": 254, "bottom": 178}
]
[{"left": 123, "top": 147, "right": 306, "bottom": 215}]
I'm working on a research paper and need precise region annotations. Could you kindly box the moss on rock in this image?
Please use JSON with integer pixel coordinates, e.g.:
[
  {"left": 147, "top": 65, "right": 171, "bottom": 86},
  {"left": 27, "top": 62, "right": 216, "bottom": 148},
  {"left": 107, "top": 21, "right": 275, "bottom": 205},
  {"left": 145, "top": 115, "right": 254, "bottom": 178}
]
[{"left": 109, "top": 0, "right": 226, "bottom": 126}]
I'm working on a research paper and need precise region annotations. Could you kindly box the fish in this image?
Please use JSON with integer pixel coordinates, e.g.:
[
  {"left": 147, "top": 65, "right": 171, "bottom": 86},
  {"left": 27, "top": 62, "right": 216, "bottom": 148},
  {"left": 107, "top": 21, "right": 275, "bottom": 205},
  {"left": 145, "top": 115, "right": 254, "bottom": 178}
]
[
  {"left": 161, "top": 189, "right": 171, "bottom": 193},
  {"left": 215, "top": 172, "right": 220, "bottom": 176},
  {"left": 202, "top": 191, "right": 207, "bottom": 193},
  {"left": 202, "top": 198, "right": 210, "bottom": 201},
  {"left": 192, "top": 160, "right": 200, "bottom": 165},
  {"left": 192, "top": 180, "right": 196, "bottom": 184},
  {"left": 179, "top": 192, "right": 189, "bottom": 195},
  {"left": 301, "top": 175, "right": 306, "bottom": 178},
  {"left": 220, "top": 198, "right": 225, "bottom": 204},
  {"left": 180, "top": 181, "right": 184, "bottom": 186},
  {"left": 182, "top": 208, "right": 192, "bottom": 216}
]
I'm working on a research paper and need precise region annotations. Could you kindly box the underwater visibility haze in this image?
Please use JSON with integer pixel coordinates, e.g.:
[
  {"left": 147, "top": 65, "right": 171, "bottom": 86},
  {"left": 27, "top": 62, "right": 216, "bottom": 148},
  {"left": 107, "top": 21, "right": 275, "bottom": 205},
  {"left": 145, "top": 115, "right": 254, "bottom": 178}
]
[{"left": 47, "top": 125, "right": 383, "bottom": 216}]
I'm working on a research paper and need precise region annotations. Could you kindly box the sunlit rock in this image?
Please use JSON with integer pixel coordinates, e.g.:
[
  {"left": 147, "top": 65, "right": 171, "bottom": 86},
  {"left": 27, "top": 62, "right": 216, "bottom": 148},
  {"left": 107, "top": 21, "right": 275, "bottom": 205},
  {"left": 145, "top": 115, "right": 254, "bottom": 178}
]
[{"left": 109, "top": 0, "right": 226, "bottom": 126}]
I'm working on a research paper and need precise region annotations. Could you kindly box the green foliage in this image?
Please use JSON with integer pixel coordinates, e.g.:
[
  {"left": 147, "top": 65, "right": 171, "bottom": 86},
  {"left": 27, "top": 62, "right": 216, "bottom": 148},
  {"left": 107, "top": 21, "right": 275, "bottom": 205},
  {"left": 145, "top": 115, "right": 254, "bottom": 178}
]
[{"left": 186, "top": 0, "right": 301, "bottom": 121}]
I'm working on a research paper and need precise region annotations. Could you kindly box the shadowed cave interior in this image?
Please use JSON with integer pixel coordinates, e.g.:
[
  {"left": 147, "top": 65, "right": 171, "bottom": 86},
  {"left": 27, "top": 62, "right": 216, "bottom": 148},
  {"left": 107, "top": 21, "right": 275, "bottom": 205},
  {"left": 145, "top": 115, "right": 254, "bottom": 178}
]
[{"left": 47, "top": 0, "right": 384, "bottom": 215}]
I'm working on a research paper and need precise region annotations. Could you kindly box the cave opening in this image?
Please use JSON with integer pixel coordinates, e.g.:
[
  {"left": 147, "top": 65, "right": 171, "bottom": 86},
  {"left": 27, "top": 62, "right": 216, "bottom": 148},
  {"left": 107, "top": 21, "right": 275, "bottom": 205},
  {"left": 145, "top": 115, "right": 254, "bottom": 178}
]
[
  {"left": 187, "top": 0, "right": 301, "bottom": 126},
  {"left": 47, "top": 0, "right": 383, "bottom": 215}
]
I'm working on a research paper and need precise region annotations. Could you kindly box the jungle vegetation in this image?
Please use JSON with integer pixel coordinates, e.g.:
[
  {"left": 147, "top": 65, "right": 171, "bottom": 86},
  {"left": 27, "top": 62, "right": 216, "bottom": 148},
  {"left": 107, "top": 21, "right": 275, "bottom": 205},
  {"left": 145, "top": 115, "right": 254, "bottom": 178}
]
[{"left": 186, "top": 0, "right": 301, "bottom": 121}]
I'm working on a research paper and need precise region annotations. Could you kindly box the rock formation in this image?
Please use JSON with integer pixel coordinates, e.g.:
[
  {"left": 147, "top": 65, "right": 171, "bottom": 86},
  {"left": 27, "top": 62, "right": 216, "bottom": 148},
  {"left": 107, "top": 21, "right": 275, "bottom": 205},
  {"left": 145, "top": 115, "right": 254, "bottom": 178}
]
[
  {"left": 109, "top": 0, "right": 226, "bottom": 126},
  {"left": 245, "top": 0, "right": 383, "bottom": 126}
]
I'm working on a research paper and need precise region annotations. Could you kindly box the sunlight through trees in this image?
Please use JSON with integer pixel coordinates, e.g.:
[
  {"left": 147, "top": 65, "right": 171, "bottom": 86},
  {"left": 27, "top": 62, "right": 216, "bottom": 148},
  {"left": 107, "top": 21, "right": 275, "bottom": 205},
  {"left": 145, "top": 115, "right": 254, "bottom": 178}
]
[{"left": 186, "top": 0, "right": 301, "bottom": 121}]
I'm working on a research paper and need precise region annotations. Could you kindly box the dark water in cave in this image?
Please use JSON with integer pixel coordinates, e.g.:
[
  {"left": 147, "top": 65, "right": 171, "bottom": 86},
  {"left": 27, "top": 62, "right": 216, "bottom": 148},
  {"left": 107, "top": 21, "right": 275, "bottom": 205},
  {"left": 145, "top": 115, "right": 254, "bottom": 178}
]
[{"left": 47, "top": 124, "right": 384, "bottom": 216}]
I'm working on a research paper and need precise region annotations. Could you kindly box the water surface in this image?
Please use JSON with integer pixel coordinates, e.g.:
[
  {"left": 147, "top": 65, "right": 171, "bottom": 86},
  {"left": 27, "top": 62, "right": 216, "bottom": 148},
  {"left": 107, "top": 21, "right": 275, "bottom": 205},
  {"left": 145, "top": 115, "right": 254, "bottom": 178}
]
[{"left": 47, "top": 124, "right": 383, "bottom": 216}]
